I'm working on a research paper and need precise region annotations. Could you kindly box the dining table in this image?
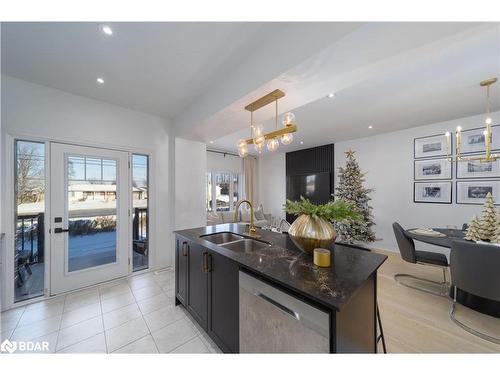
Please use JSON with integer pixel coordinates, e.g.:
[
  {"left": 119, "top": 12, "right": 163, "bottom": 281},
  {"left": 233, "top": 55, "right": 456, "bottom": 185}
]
[{"left": 406, "top": 227, "right": 500, "bottom": 318}]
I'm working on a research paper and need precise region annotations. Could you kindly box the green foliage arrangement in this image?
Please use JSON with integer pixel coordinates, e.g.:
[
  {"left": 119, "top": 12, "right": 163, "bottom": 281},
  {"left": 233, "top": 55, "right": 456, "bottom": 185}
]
[{"left": 284, "top": 196, "right": 362, "bottom": 223}]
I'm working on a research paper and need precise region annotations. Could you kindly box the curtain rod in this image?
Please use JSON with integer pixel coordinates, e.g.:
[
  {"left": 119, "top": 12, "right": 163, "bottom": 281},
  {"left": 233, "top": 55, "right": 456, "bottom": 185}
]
[{"left": 207, "top": 149, "right": 256, "bottom": 159}]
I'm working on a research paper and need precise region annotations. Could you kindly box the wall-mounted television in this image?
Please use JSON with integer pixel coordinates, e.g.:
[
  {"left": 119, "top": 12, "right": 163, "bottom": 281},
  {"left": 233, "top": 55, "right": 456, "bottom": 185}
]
[{"left": 286, "top": 172, "right": 331, "bottom": 204}]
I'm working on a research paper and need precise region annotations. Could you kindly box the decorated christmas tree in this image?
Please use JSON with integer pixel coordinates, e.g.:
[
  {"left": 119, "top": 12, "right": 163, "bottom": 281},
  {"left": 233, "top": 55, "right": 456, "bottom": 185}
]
[
  {"left": 464, "top": 215, "right": 482, "bottom": 241},
  {"left": 479, "top": 192, "right": 497, "bottom": 241},
  {"left": 334, "top": 149, "right": 376, "bottom": 243}
]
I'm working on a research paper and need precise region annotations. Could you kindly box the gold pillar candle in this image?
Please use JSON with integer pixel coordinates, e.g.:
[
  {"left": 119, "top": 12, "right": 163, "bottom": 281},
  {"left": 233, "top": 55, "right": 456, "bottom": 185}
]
[{"left": 313, "top": 248, "right": 331, "bottom": 267}]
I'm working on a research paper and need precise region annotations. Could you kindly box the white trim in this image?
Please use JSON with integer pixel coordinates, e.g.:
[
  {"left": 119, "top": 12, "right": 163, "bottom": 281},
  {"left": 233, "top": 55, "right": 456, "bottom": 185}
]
[{"left": 2, "top": 134, "right": 15, "bottom": 311}]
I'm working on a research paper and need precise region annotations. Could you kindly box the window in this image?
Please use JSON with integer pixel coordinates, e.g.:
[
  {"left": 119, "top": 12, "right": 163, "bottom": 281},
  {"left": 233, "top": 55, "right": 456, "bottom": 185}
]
[
  {"left": 132, "top": 154, "right": 149, "bottom": 271},
  {"left": 14, "top": 140, "right": 46, "bottom": 302},
  {"left": 215, "top": 173, "right": 230, "bottom": 211},
  {"left": 232, "top": 174, "right": 239, "bottom": 207},
  {"left": 206, "top": 172, "right": 241, "bottom": 212},
  {"left": 206, "top": 173, "right": 212, "bottom": 212}
]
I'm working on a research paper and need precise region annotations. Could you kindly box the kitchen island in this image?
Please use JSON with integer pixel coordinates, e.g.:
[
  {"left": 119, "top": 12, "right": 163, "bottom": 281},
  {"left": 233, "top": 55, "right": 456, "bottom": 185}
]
[{"left": 174, "top": 223, "right": 387, "bottom": 353}]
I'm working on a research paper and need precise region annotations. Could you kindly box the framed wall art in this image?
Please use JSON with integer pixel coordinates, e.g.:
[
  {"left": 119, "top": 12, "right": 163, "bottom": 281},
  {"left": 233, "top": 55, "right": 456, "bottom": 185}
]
[
  {"left": 456, "top": 155, "right": 500, "bottom": 179},
  {"left": 458, "top": 124, "right": 500, "bottom": 155},
  {"left": 414, "top": 134, "right": 451, "bottom": 159},
  {"left": 414, "top": 158, "right": 452, "bottom": 180},
  {"left": 456, "top": 180, "right": 500, "bottom": 205},
  {"left": 414, "top": 181, "right": 452, "bottom": 204}
]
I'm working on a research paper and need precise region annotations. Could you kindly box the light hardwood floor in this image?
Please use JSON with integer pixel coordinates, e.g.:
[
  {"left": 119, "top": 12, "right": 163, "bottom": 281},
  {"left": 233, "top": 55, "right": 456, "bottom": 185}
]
[{"left": 375, "top": 250, "right": 500, "bottom": 353}]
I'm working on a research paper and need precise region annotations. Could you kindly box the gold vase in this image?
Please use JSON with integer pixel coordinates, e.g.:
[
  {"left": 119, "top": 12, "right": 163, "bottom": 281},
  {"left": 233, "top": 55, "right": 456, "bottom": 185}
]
[{"left": 288, "top": 214, "right": 337, "bottom": 254}]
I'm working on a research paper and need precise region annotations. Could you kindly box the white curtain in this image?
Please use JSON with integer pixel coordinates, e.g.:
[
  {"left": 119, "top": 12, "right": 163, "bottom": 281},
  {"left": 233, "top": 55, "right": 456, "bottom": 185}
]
[{"left": 243, "top": 156, "right": 257, "bottom": 204}]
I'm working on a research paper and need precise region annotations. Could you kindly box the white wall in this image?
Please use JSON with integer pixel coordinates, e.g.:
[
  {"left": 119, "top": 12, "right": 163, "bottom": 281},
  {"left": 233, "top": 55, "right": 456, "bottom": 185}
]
[
  {"left": 335, "top": 111, "right": 500, "bottom": 256},
  {"left": 207, "top": 151, "right": 242, "bottom": 174},
  {"left": 258, "top": 152, "right": 286, "bottom": 222},
  {"left": 1, "top": 76, "right": 173, "bottom": 271},
  {"left": 175, "top": 138, "right": 207, "bottom": 230}
]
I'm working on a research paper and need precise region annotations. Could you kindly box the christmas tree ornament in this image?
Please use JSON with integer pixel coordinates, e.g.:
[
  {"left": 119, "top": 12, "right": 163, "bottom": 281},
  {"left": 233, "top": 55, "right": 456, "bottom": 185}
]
[
  {"left": 334, "top": 149, "right": 376, "bottom": 243},
  {"left": 479, "top": 192, "right": 497, "bottom": 241},
  {"left": 464, "top": 215, "right": 482, "bottom": 242}
]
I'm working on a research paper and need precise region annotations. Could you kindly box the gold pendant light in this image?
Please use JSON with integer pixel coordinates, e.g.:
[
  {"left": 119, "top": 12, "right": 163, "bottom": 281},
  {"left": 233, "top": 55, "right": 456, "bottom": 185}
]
[
  {"left": 237, "top": 89, "right": 297, "bottom": 157},
  {"left": 449, "top": 77, "right": 498, "bottom": 162}
]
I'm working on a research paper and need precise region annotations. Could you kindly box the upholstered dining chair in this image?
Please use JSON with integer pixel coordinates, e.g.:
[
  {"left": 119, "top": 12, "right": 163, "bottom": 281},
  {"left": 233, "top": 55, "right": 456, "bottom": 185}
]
[
  {"left": 392, "top": 222, "right": 449, "bottom": 296},
  {"left": 450, "top": 240, "right": 500, "bottom": 344}
]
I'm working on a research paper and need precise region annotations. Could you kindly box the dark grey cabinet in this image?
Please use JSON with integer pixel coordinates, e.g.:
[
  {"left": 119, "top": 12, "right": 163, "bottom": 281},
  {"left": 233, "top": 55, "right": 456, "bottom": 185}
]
[
  {"left": 175, "top": 238, "right": 188, "bottom": 306},
  {"left": 187, "top": 242, "right": 208, "bottom": 330},
  {"left": 208, "top": 250, "right": 239, "bottom": 353},
  {"left": 175, "top": 235, "right": 239, "bottom": 353}
]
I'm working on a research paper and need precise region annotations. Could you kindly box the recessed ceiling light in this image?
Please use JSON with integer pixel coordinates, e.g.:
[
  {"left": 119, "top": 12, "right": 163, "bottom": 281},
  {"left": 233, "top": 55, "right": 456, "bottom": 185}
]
[
  {"left": 327, "top": 93, "right": 335, "bottom": 98},
  {"left": 368, "top": 125, "right": 373, "bottom": 129},
  {"left": 101, "top": 25, "right": 113, "bottom": 35},
  {"left": 209, "top": 141, "right": 214, "bottom": 144},
  {"left": 97, "top": 78, "right": 104, "bottom": 84},
  {"left": 300, "top": 141, "right": 304, "bottom": 145}
]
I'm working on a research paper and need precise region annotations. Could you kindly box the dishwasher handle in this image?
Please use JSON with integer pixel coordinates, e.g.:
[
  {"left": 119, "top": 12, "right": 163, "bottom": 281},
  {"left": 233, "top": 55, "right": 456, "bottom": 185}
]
[{"left": 255, "top": 291, "right": 300, "bottom": 321}]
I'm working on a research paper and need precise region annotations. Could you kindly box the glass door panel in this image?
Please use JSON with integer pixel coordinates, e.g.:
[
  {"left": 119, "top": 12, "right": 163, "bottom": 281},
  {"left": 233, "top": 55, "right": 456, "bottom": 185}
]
[
  {"left": 14, "top": 140, "right": 46, "bottom": 302},
  {"left": 67, "top": 157, "right": 118, "bottom": 272},
  {"left": 132, "top": 154, "right": 149, "bottom": 272}
]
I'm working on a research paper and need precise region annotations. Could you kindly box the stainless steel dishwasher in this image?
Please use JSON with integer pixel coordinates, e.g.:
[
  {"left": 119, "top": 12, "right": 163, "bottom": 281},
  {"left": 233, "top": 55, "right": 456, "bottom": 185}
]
[{"left": 239, "top": 270, "right": 330, "bottom": 353}]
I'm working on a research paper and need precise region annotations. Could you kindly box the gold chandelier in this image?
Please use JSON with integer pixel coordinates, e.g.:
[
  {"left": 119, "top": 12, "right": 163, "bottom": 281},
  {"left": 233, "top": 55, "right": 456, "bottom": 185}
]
[
  {"left": 451, "top": 77, "right": 498, "bottom": 162},
  {"left": 237, "top": 89, "right": 297, "bottom": 157}
]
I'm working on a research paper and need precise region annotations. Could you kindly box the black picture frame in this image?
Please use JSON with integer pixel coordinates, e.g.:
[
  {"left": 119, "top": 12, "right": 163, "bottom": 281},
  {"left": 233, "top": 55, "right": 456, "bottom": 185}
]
[
  {"left": 455, "top": 153, "right": 500, "bottom": 179},
  {"left": 458, "top": 124, "right": 500, "bottom": 155},
  {"left": 456, "top": 180, "right": 500, "bottom": 205},
  {"left": 414, "top": 133, "right": 452, "bottom": 159},
  {"left": 413, "top": 181, "right": 453, "bottom": 204},
  {"left": 414, "top": 157, "right": 452, "bottom": 181}
]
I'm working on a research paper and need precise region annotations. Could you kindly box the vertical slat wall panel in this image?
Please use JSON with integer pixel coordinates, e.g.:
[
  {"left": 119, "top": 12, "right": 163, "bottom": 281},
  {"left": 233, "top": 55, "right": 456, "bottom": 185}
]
[{"left": 285, "top": 144, "right": 335, "bottom": 222}]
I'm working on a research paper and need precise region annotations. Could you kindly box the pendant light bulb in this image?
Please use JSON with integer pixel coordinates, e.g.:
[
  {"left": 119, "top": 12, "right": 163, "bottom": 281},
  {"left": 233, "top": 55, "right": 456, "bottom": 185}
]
[
  {"left": 253, "top": 124, "right": 264, "bottom": 139},
  {"left": 282, "top": 112, "right": 296, "bottom": 127},
  {"left": 254, "top": 134, "right": 265, "bottom": 146},
  {"left": 280, "top": 132, "right": 293, "bottom": 145},
  {"left": 238, "top": 140, "right": 248, "bottom": 157},
  {"left": 254, "top": 142, "right": 264, "bottom": 154},
  {"left": 267, "top": 138, "right": 279, "bottom": 152}
]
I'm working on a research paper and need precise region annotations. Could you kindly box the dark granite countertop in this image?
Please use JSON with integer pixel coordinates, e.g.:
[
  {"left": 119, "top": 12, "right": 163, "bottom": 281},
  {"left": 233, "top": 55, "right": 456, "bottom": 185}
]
[{"left": 174, "top": 223, "right": 387, "bottom": 311}]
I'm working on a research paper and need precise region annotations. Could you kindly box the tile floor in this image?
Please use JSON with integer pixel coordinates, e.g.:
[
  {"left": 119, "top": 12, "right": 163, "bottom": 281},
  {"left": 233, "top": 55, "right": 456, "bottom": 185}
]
[{"left": 1, "top": 268, "right": 221, "bottom": 354}]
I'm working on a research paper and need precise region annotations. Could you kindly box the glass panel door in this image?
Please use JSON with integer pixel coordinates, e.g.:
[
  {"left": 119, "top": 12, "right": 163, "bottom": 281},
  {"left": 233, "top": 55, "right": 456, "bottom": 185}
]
[{"left": 50, "top": 143, "right": 130, "bottom": 295}]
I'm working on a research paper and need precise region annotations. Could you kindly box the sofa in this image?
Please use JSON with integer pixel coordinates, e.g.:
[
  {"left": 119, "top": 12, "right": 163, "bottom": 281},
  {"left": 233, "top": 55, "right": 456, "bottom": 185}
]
[{"left": 207, "top": 205, "right": 271, "bottom": 228}]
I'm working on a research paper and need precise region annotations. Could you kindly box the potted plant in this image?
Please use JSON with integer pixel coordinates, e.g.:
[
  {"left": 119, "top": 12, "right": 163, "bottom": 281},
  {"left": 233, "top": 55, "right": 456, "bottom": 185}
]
[{"left": 284, "top": 197, "right": 362, "bottom": 254}]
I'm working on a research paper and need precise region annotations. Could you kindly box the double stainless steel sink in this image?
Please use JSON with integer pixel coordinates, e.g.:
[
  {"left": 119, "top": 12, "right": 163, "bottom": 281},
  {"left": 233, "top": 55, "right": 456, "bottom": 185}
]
[{"left": 200, "top": 232, "right": 272, "bottom": 254}]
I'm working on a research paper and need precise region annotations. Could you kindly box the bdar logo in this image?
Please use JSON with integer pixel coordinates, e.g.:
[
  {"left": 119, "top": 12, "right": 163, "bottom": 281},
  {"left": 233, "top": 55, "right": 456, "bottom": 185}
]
[{"left": 1, "top": 339, "right": 17, "bottom": 353}]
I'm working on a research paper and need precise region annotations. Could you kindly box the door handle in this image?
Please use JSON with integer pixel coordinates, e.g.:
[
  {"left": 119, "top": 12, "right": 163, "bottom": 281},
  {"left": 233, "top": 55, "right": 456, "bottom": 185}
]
[
  {"left": 255, "top": 292, "right": 300, "bottom": 321},
  {"left": 54, "top": 228, "right": 69, "bottom": 234},
  {"left": 182, "top": 241, "right": 188, "bottom": 256}
]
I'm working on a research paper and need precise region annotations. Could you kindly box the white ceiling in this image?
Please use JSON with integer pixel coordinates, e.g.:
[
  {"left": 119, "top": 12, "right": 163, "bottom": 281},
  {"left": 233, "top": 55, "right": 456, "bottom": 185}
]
[
  {"left": 2, "top": 22, "right": 499, "bottom": 155},
  {"left": 1, "top": 22, "right": 282, "bottom": 117},
  {"left": 211, "top": 23, "right": 500, "bottom": 154}
]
